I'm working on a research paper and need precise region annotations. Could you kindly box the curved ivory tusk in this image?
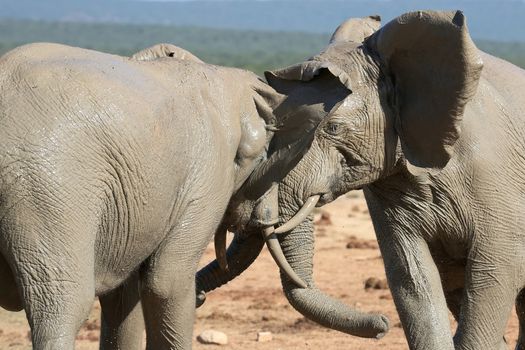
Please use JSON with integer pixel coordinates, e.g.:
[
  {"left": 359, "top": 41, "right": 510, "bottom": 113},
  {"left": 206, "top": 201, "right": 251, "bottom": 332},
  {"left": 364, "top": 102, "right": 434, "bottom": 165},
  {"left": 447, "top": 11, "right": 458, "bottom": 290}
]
[
  {"left": 275, "top": 195, "right": 321, "bottom": 234},
  {"left": 214, "top": 227, "right": 228, "bottom": 271},
  {"left": 263, "top": 226, "right": 307, "bottom": 288}
]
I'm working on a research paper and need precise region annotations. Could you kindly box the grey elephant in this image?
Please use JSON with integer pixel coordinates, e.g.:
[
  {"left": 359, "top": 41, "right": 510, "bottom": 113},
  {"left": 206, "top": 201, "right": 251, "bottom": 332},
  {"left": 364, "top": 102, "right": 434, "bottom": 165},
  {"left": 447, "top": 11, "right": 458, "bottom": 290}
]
[
  {"left": 0, "top": 40, "right": 388, "bottom": 349},
  {"left": 199, "top": 10, "right": 525, "bottom": 350}
]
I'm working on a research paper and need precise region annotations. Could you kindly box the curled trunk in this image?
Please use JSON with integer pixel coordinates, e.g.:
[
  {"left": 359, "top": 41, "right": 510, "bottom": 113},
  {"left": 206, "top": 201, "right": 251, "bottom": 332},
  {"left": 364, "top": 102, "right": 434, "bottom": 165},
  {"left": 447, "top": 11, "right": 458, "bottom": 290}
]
[
  {"left": 195, "top": 232, "right": 264, "bottom": 307},
  {"left": 279, "top": 217, "right": 389, "bottom": 338}
]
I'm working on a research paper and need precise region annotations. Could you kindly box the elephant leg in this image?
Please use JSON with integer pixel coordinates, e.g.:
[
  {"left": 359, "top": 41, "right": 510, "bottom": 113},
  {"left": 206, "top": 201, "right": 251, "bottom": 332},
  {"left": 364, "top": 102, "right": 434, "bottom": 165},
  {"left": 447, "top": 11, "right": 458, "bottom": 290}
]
[
  {"left": 376, "top": 233, "right": 454, "bottom": 349},
  {"left": 365, "top": 189, "right": 454, "bottom": 349},
  {"left": 515, "top": 288, "right": 525, "bottom": 350},
  {"left": 140, "top": 205, "right": 218, "bottom": 350},
  {"left": 8, "top": 229, "right": 96, "bottom": 350},
  {"left": 445, "top": 287, "right": 508, "bottom": 350},
  {"left": 99, "top": 271, "right": 144, "bottom": 350},
  {"left": 454, "top": 253, "right": 516, "bottom": 350}
]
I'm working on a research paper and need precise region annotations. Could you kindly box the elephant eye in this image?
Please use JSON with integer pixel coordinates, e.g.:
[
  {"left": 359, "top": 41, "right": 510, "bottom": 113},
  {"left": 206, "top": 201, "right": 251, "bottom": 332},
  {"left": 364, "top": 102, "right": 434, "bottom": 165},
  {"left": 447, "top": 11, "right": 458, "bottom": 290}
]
[{"left": 325, "top": 121, "right": 343, "bottom": 136}]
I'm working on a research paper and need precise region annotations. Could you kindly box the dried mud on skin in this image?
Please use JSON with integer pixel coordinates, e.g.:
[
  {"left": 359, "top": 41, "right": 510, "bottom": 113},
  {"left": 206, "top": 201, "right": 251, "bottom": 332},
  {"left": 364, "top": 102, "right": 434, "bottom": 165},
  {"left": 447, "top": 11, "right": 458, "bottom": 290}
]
[{"left": 0, "top": 191, "right": 519, "bottom": 349}]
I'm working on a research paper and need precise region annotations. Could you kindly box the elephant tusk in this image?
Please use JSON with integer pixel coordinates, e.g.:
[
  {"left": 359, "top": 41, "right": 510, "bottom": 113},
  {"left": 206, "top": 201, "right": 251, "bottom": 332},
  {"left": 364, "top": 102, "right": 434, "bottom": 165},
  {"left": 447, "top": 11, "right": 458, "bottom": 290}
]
[
  {"left": 263, "top": 226, "right": 307, "bottom": 288},
  {"left": 274, "top": 195, "right": 320, "bottom": 234},
  {"left": 214, "top": 226, "right": 228, "bottom": 271}
]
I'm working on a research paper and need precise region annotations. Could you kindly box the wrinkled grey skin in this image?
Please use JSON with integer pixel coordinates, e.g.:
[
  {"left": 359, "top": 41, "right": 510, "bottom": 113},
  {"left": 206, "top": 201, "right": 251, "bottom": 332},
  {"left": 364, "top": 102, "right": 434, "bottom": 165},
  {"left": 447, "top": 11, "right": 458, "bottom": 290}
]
[
  {"left": 0, "top": 41, "right": 386, "bottom": 349},
  {"left": 199, "top": 10, "right": 525, "bottom": 350}
]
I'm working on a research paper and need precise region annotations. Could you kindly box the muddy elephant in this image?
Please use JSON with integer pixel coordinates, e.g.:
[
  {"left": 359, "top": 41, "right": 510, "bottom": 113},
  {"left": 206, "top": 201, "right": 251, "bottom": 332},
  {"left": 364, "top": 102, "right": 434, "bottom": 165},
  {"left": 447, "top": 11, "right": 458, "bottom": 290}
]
[
  {"left": 199, "top": 10, "right": 525, "bottom": 350},
  {"left": 0, "top": 41, "right": 387, "bottom": 349}
]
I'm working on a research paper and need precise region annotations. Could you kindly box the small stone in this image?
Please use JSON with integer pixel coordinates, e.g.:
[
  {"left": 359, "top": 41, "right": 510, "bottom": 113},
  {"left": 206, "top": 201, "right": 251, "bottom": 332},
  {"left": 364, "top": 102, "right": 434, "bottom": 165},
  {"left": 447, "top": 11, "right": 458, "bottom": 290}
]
[
  {"left": 364, "top": 277, "right": 389, "bottom": 290},
  {"left": 197, "top": 330, "right": 228, "bottom": 345},
  {"left": 364, "top": 277, "right": 380, "bottom": 289},
  {"left": 346, "top": 236, "right": 379, "bottom": 249},
  {"left": 257, "top": 331, "right": 273, "bottom": 342}
]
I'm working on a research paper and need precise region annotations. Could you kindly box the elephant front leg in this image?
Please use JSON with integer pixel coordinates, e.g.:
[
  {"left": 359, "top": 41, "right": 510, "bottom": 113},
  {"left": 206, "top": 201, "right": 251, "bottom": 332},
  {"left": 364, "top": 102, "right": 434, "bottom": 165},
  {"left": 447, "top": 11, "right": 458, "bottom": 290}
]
[
  {"left": 444, "top": 286, "right": 508, "bottom": 349},
  {"left": 454, "top": 249, "right": 517, "bottom": 350},
  {"left": 99, "top": 271, "right": 144, "bottom": 350},
  {"left": 377, "top": 232, "right": 455, "bottom": 350}
]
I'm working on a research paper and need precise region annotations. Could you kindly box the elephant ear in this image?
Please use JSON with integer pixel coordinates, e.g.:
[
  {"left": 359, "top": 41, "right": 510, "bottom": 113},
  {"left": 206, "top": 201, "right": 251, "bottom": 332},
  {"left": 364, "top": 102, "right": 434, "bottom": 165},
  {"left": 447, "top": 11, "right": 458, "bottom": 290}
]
[
  {"left": 366, "top": 10, "right": 483, "bottom": 173},
  {"left": 130, "top": 43, "right": 203, "bottom": 63},
  {"left": 330, "top": 15, "right": 381, "bottom": 44},
  {"left": 243, "top": 61, "right": 351, "bottom": 200}
]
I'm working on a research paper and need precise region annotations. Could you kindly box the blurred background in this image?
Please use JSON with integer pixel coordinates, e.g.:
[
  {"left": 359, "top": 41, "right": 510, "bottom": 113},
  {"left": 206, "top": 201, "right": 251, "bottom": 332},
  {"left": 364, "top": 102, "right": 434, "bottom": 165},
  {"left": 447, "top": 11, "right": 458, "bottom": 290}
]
[
  {"left": 1, "top": 1, "right": 525, "bottom": 349},
  {"left": 1, "top": 0, "right": 524, "bottom": 76}
]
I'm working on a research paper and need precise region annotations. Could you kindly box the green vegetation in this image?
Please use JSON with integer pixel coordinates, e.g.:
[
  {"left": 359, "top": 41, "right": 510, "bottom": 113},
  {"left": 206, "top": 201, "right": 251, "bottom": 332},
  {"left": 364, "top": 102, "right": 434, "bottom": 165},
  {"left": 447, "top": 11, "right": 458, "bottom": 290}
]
[
  {"left": 476, "top": 40, "right": 525, "bottom": 69},
  {"left": 0, "top": 19, "right": 329, "bottom": 76},
  {"left": 0, "top": 19, "right": 524, "bottom": 76}
]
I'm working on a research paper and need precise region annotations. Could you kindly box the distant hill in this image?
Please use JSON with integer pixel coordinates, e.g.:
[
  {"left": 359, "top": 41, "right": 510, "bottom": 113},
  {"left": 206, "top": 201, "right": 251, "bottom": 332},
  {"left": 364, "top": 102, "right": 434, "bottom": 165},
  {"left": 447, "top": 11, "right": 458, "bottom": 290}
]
[
  {"left": 0, "top": 19, "right": 524, "bottom": 76},
  {"left": 1, "top": 0, "right": 525, "bottom": 42}
]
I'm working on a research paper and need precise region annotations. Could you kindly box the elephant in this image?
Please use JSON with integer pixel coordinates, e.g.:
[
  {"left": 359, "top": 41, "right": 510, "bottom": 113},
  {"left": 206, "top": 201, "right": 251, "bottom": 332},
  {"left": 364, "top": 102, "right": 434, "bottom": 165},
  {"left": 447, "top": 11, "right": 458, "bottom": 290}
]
[
  {"left": 197, "top": 10, "right": 525, "bottom": 350},
  {"left": 0, "top": 41, "right": 387, "bottom": 349}
]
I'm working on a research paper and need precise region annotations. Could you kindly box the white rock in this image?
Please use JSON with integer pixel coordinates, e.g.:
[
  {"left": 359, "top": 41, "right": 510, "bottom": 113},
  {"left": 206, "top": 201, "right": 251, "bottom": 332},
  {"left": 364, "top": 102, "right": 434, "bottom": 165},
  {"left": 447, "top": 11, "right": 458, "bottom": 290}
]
[
  {"left": 197, "top": 330, "right": 228, "bottom": 345},
  {"left": 257, "top": 331, "right": 273, "bottom": 342}
]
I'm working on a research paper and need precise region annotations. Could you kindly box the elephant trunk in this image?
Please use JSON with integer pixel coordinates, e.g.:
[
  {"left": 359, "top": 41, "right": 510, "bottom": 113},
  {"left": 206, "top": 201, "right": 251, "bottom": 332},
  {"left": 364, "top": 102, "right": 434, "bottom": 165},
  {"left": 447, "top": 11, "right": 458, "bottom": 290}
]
[
  {"left": 195, "top": 232, "right": 264, "bottom": 307},
  {"left": 278, "top": 217, "right": 389, "bottom": 339}
]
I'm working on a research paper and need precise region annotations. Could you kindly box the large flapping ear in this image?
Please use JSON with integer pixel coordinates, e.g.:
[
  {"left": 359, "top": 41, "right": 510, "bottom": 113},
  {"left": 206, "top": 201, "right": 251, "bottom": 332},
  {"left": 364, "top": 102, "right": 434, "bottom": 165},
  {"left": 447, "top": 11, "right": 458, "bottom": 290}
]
[
  {"left": 366, "top": 10, "right": 483, "bottom": 173},
  {"left": 330, "top": 15, "right": 381, "bottom": 44},
  {"left": 243, "top": 61, "right": 351, "bottom": 199},
  {"left": 130, "top": 43, "right": 203, "bottom": 63}
]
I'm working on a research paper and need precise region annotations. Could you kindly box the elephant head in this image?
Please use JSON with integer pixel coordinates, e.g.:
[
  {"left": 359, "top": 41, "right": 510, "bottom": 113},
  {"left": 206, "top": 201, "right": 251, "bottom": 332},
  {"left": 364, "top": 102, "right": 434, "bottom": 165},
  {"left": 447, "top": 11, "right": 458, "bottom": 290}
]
[
  {"left": 199, "top": 8, "right": 483, "bottom": 333},
  {"left": 196, "top": 9, "right": 484, "bottom": 339},
  {"left": 195, "top": 15, "right": 400, "bottom": 340}
]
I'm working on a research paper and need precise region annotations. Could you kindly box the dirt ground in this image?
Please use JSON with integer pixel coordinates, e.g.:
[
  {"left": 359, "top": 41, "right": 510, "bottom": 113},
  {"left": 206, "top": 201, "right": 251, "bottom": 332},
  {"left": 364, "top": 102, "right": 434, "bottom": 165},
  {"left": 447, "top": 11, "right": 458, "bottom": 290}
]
[{"left": 0, "top": 191, "right": 519, "bottom": 349}]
